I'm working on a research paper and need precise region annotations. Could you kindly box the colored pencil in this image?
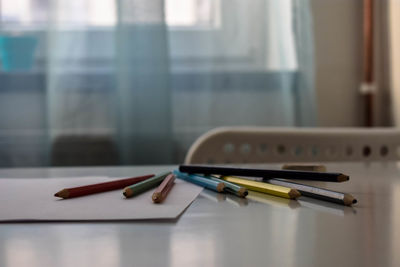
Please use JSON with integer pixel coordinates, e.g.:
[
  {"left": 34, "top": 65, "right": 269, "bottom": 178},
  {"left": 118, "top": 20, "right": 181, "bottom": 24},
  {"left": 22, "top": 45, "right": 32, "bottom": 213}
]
[
  {"left": 173, "top": 170, "right": 225, "bottom": 192},
  {"left": 266, "top": 178, "right": 357, "bottom": 206},
  {"left": 54, "top": 174, "right": 154, "bottom": 199},
  {"left": 179, "top": 165, "right": 349, "bottom": 182},
  {"left": 152, "top": 174, "right": 175, "bottom": 203},
  {"left": 209, "top": 176, "right": 248, "bottom": 197},
  {"left": 123, "top": 172, "right": 170, "bottom": 198},
  {"left": 221, "top": 176, "right": 301, "bottom": 199}
]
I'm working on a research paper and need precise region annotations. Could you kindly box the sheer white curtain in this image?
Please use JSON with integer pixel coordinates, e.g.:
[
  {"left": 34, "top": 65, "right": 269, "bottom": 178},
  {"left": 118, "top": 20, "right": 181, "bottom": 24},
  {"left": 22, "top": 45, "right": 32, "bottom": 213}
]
[
  {"left": 115, "top": 0, "right": 172, "bottom": 164},
  {"left": 168, "top": 0, "right": 316, "bottom": 160},
  {"left": 0, "top": 0, "right": 315, "bottom": 166}
]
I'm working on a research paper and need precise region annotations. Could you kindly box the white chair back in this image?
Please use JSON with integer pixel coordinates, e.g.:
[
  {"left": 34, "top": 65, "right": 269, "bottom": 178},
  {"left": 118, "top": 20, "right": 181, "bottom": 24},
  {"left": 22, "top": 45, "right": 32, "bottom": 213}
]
[{"left": 184, "top": 127, "right": 400, "bottom": 164}]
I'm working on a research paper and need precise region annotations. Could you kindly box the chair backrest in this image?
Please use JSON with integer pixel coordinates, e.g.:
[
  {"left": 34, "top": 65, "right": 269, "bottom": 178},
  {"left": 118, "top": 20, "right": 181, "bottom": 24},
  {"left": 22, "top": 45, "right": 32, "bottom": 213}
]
[
  {"left": 51, "top": 135, "right": 119, "bottom": 166},
  {"left": 184, "top": 127, "right": 400, "bottom": 164}
]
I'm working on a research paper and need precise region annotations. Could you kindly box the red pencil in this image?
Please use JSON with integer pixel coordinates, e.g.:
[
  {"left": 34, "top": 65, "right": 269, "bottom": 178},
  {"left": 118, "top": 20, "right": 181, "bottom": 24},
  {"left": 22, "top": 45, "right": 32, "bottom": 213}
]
[
  {"left": 152, "top": 174, "right": 175, "bottom": 203},
  {"left": 54, "top": 174, "right": 154, "bottom": 199}
]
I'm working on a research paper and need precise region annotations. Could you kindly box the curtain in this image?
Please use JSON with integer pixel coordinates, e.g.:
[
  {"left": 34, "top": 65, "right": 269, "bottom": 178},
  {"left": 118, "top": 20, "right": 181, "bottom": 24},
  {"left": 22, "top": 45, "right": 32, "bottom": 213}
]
[
  {"left": 0, "top": 0, "right": 316, "bottom": 166},
  {"left": 292, "top": 0, "right": 317, "bottom": 126},
  {"left": 165, "top": 0, "right": 317, "bottom": 161},
  {"left": 115, "top": 0, "right": 173, "bottom": 164}
]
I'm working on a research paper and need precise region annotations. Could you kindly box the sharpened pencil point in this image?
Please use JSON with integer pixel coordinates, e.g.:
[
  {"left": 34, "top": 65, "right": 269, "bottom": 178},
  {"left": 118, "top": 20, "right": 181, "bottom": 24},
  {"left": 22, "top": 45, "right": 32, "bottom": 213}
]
[
  {"left": 54, "top": 189, "right": 69, "bottom": 199},
  {"left": 343, "top": 194, "right": 357, "bottom": 206},
  {"left": 288, "top": 189, "right": 301, "bottom": 199},
  {"left": 152, "top": 192, "right": 161, "bottom": 203},
  {"left": 338, "top": 174, "right": 350, "bottom": 182},
  {"left": 123, "top": 187, "right": 133, "bottom": 198},
  {"left": 238, "top": 187, "right": 248, "bottom": 198},
  {"left": 216, "top": 183, "right": 225, "bottom": 192}
]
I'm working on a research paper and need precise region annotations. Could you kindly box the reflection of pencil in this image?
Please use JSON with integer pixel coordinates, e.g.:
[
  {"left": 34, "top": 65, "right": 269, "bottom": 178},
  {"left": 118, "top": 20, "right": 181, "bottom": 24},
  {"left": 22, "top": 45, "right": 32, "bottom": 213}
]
[
  {"left": 282, "top": 164, "right": 326, "bottom": 172},
  {"left": 221, "top": 176, "right": 301, "bottom": 199},
  {"left": 225, "top": 195, "right": 248, "bottom": 207},
  {"left": 123, "top": 172, "right": 170, "bottom": 198},
  {"left": 54, "top": 174, "right": 154, "bottom": 199},
  {"left": 247, "top": 191, "right": 300, "bottom": 209},
  {"left": 200, "top": 190, "right": 226, "bottom": 203},
  {"left": 152, "top": 174, "right": 175, "bottom": 203},
  {"left": 267, "top": 178, "right": 357, "bottom": 206},
  {"left": 298, "top": 198, "right": 356, "bottom": 216}
]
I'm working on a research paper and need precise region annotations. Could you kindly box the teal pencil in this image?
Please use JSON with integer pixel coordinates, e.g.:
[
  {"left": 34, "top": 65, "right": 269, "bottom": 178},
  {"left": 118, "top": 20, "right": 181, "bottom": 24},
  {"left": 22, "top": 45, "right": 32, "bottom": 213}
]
[
  {"left": 173, "top": 170, "right": 225, "bottom": 192},
  {"left": 123, "top": 171, "right": 170, "bottom": 198},
  {"left": 209, "top": 176, "right": 248, "bottom": 198}
]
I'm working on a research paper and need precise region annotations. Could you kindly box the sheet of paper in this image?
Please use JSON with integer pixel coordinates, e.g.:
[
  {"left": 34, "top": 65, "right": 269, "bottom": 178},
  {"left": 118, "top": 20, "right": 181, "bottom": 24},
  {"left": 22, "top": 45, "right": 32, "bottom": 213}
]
[{"left": 0, "top": 177, "right": 203, "bottom": 221}]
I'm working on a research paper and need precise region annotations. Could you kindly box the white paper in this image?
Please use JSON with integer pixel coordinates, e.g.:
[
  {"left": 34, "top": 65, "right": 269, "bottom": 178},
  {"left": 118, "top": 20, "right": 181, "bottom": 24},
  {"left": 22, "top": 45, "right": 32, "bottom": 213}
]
[{"left": 0, "top": 177, "right": 203, "bottom": 221}]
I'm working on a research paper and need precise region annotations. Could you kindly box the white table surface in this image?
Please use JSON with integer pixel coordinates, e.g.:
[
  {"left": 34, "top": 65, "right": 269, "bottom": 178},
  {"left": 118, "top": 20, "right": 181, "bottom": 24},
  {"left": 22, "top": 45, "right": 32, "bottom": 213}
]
[{"left": 0, "top": 162, "right": 399, "bottom": 267}]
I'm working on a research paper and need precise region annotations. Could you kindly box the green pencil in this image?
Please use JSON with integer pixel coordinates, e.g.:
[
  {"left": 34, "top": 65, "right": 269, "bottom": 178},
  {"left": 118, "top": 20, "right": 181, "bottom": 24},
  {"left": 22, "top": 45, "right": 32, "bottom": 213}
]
[
  {"left": 123, "top": 171, "right": 170, "bottom": 198},
  {"left": 209, "top": 176, "right": 248, "bottom": 198}
]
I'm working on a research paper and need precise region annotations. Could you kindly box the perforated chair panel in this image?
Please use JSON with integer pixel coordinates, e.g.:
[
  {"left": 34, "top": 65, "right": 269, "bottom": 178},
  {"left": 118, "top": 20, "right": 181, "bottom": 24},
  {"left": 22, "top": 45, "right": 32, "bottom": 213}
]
[{"left": 184, "top": 127, "right": 400, "bottom": 164}]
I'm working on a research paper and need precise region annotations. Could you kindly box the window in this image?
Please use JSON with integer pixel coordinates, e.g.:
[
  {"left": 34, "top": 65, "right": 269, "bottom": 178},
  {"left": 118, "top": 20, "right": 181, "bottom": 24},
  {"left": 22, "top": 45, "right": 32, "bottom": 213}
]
[
  {"left": 166, "top": 0, "right": 220, "bottom": 28},
  {"left": 0, "top": 0, "right": 219, "bottom": 28},
  {"left": 0, "top": 0, "right": 296, "bottom": 72}
]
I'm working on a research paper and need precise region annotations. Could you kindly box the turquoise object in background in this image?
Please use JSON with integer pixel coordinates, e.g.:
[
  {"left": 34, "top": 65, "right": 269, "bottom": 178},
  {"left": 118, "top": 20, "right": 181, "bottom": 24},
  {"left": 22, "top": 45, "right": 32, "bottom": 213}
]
[{"left": 0, "top": 35, "right": 37, "bottom": 71}]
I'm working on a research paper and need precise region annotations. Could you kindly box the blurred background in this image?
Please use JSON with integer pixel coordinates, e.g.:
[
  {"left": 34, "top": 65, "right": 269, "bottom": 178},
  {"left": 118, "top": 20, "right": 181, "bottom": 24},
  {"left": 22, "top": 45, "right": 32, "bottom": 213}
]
[{"left": 0, "top": 0, "right": 397, "bottom": 167}]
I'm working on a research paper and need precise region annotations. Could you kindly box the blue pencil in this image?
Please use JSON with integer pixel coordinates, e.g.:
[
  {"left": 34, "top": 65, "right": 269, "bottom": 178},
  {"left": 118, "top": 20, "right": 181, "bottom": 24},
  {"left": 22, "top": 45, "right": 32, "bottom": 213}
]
[{"left": 173, "top": 170, "right": 225, "bottom": 192}]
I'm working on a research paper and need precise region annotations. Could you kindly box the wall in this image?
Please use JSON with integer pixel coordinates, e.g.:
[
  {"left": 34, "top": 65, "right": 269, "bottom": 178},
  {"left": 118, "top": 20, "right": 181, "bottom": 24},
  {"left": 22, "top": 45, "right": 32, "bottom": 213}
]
[
  {"left": 388, "top": 0, "right": 400, "bottom": 126},
  {"left": 311, "top": 0, "right": 391, "bottom": 127}
]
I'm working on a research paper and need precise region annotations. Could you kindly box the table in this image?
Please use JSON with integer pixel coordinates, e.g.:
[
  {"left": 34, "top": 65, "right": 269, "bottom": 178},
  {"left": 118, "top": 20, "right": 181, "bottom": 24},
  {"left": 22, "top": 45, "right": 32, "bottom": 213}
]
[{"left": 0, "top": 162, "right": 399, "bottom": 267}]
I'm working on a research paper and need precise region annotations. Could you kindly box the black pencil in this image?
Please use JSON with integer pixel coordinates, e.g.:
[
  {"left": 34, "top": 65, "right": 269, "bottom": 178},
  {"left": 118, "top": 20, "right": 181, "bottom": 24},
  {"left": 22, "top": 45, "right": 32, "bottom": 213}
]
[
  {"left": 266, "top": 179, "right": 357, "bottom": 206},
  {"left": 179, "top": 165, "right": 349, "bottom": 182}
]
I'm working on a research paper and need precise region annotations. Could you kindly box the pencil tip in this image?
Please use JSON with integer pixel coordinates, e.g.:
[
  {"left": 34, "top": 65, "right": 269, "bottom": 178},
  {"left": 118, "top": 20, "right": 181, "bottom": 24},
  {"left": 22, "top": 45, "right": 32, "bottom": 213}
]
[
  {"left": 54, "top": 189, "right": 69, "bottom": 198},
  {"left": 216, "top": 183, "right": 225, "bottom": 192},
  {"left": 238, "top": 188, "right": 248, "bottom": 198},
  {"left": 289, "top": 189, "right": 301, "bottom": 199},
  {"left": 152, "top": 192, "right": 161, "bottom": 203},
  {"left": 343, "top": 194, "right": 357, "bottom": 206},
  {"left": 123, "top": 188, "right": 133, "bottom": 198},
  {"left": 338, "top": 174, "right": 350, "bottom": 182}
]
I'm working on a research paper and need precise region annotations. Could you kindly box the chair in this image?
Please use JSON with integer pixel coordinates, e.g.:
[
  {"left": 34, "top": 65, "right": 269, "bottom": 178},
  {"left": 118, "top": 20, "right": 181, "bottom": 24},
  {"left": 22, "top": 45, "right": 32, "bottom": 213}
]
[
  {"left": 184, "top": 127, "right": 400, "bottom": 164},
  {"left": 51, "top": 135, "right": 119, "bottom": 166}
]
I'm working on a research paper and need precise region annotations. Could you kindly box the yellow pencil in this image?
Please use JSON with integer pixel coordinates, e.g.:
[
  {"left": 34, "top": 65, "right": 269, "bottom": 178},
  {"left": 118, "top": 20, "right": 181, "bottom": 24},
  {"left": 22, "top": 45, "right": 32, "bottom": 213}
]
[{"left": 221, "top": 176, "right": 301, "bottom": 199}]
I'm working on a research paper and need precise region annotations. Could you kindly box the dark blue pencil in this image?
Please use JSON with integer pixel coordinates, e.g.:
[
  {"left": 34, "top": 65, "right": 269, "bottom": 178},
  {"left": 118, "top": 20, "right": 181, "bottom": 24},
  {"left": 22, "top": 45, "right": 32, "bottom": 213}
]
[{"left": 179, "top": 165, "right": 349, "bottom": 182}]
